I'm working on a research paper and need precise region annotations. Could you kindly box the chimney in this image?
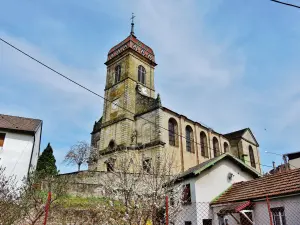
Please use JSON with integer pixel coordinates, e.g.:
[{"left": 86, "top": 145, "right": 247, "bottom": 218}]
[
  {"left": 272, "top": 161, "right": 276, "bottom": 171},
  {"left": 283, "top": 155, "right": 289, "bottom": 171}
]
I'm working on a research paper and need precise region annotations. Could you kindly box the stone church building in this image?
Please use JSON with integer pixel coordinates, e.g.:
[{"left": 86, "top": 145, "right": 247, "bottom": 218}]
[{"left": 89, "top": 24, "right": 262, "bottom": 175}]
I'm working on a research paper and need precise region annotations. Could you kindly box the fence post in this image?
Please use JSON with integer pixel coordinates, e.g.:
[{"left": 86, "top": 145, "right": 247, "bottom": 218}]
[
  {"left": 166, "top": 196, "right": 169, "bottom": 225},
  {"left": 43, "top": 191, "right": 52, "bottom": 225},
  {"left": 266, "top": 196, "right": 273, "bottom": 225}
]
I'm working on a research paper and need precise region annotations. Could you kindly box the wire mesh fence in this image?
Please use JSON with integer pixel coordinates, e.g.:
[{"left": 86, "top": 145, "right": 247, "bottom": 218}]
[{"left": 167, "top": 198, "right": 300, "bottom": 225}]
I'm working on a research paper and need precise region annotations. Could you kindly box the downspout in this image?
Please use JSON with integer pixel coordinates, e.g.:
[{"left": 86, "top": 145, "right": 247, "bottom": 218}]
[
  {"left": 27, "top": 134, "right": 35, "bottom": 178},
  {"left": 237, "top": 139, "right": 241, "bottom": 161},
  {"left": 179, "top": 116, "right": 184, "bottom": 172},
  {"left": 207, "top": 129, "right": 212, "bottom": 159},
  {"left": 27, "top": 121, "right": 43, "bottom": 178},
  {"left": 219, "top": 134, "right": 222, "bottom": 155},
  {"left": 194, "top": 124, "right": 199, "bottom": 164}
]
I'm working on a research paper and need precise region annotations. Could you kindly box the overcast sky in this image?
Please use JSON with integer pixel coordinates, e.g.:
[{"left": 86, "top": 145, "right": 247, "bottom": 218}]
[{"left": 1, "top": 0, "right": 300, "bottom": 173}]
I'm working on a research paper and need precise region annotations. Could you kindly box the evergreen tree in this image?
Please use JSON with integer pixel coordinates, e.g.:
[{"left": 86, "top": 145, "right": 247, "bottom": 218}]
[{"left": 36, "top": 143, "right": 57, "bottom": 177}]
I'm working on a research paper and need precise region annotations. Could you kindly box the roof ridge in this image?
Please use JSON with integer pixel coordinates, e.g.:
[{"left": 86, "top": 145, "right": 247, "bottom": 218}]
[
  {"left": 233, "top": 168, "right": 300, "bottom": 185},
  {"left": 224, "top": 128, "right": 248, "bottom": 135},
  {"left": 0, "top": 113, "right": 41, "bottom": 122},
  {"left": 213, "top": 168, "right": 300, "bottom": 204}
]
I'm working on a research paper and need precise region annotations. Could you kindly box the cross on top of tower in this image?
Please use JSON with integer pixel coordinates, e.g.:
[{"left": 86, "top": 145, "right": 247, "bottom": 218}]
[{"left": 130, "top": 13, "right": 135, "bottom": 35}]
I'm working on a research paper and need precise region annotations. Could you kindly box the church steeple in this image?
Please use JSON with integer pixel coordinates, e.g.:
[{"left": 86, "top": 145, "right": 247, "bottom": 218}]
[
  {"left": 130, "top": 13, "right": 135, "bottom": 36},
  {"left": 105, "top": 20, "right": 157, "bottom": 66}
]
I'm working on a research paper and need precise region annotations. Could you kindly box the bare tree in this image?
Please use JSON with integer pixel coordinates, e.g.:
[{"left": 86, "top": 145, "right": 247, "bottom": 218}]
[
  {"left": 0, "top": 165, "right": 22, "bottom": 225},
  {"left": 96, "top": 147, "right": 183, "bottom": 225},
  {"left": 16, "top": 172, "right": 69, "bottom": 225},
  {"left": 64, "top": 141, "right": 95, "bottom": 171},
  {"left": 0, "top": 163, "right": 69, "bottom": 225}
]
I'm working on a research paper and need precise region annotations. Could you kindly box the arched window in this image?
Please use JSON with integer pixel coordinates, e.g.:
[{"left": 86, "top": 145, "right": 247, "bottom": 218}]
[
  {"left": 249, "top": 145, "right": 256, "bottom": 168},
  {"left": 168, "top": 118, "right": 178, "bottom": 146},
  {"left": 224, "top": 142, "right": 229, "bottom": 153},
  {"left": 212, "top": 137, "right": 219, "bottom": 157},
  {"left": 138, "top": 65, "right": 146, "bottom": 84},
  {"left": 186, "top": 126, "right": 194, "bottom": 153},
  {"left": 115, "top": 65, "right": 121, "bottom": 83},
  {"left": 200, "top": 132, "right": 208, "bottom": 157}
]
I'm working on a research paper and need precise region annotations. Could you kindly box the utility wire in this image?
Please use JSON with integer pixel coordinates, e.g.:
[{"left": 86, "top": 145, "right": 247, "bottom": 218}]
[
  {"left": 271, "top": 0, "right": 300, "bottom": 9},
  {"left": 0, "top": 37, "right": 295, "bottom": 172},
  {"left": 0, "top": 37, "right": 215, "bottom": 152}
]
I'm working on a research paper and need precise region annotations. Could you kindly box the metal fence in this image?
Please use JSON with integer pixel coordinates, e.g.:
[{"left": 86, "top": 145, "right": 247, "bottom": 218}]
[{"left": 166, "top": 198, "right": 300, "bottom": 225}]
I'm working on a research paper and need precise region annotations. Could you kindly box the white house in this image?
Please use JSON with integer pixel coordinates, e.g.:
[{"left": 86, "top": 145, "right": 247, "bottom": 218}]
[
  {"left": 171, "top": 153, "right": 261, "bottom": 225},
  {"left": 0, "top": 114, "right": 42, "bottom": 184},
  {"left": 211, "top": 168, "right": 300, "bottom": 225}
]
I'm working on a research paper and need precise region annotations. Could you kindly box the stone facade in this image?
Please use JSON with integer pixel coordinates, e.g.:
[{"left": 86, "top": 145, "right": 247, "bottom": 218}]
[{"left": 89, "top": 32, "right": 262, "bottom": 174}]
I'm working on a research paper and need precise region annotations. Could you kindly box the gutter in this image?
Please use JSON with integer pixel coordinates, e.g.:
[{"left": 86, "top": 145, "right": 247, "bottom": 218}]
[{"left": 252, "top": 192, "right": 300, "bottom": 202}]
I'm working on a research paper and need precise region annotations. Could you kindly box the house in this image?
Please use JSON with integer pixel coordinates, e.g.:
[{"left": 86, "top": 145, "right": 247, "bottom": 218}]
[
  {"left": 0, "top": 114, "right": 42, "bottom": 183},
  {"left": 283, "top": 151, "right": 300, "bottom": 169},
  {"left": 170, "top": 153, "right": 261, "bottom": 225},
  {"left": 268, "top": 151, "right": 300, "bottom": 175},
  {"left": 211, "top": 168, "right": 300, "bottom": 225}
]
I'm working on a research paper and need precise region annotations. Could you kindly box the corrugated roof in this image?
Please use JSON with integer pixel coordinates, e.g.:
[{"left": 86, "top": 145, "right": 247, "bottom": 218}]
[
  {"left": 212, "top": 168, "right": 300, "bottom": 205},
  {"left": 0, "top": 114, "right": 42, "bottom": 133}
]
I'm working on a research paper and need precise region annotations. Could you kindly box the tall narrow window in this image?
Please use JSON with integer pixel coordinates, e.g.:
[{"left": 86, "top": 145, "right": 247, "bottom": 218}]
[
  {"left": 200, "top": 132, "right": 208, "bottom": 157},
  {"left": 106, "top": 158, "right": 116, "bottom": 172},
  {"left": 182, "top": 183, "right": 191, "bottom": 205},
  {"left": 271, "top": 207, "right": 286, "bottom": 225},
  {"left": 138, "top": 65, "right": 146, "bottom": 84},
  {"left": 0, "top": 133, "right": 5, "bottom": 149},
  {"left": 212, "top": 137, "right": 219, "bottom": 158},
  {"left": 186, "top": 126, "right": 194, "bottom": 153},
  {"left": 224, "top": 142, "right": 229, "bottom": 153},
  {"left": 249, "top": 145, "right": 256, "bottom": 168},
  {"left": 115, "top": 65, "right": 121, "bottom": 83},
  {"left": 168, "top": 118, "right": 178, "bottom": 146},
  {"left": 142, "top": 158, "right": 151, "bottom": 173}
]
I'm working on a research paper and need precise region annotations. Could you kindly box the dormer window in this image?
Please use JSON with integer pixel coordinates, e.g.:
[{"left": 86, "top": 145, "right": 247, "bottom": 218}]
[
  {"left": 138, "top": 65, "right": 146, "bottom": 84},
  {"left": 115, "top": 65, "right": 121, "bottom": 83}
]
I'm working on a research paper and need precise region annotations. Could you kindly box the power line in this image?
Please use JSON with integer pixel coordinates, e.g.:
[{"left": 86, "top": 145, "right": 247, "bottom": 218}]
[
  {"left": 0, "top": 37, "right": 213, "bottom": 152},
  {"left": 271, "top": 0, "right": 300, "bottom": 9},
  {"left": 0, "top": 37, "right": 294, "bottom": 172}
]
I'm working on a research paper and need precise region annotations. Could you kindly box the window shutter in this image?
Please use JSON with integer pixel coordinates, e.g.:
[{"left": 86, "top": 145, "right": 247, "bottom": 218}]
[{"left": 0, "top": 133, "right": 5, "bottom": 147}]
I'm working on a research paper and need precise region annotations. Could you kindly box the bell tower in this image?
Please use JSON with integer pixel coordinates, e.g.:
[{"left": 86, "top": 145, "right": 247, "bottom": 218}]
[{"left": 98, "top": 16, "right": 157, "bottom": 152}]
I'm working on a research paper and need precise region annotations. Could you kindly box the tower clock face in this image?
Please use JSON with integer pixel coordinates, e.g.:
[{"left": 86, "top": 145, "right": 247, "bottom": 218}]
[{"left": 111, "top": 99, "right": 119, "bottom": 111}]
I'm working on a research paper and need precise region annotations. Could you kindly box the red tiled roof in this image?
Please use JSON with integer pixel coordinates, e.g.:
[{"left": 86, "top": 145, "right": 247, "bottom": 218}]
[
  {"left": 106, "top": 34, "right": 156, "bottom": 65},
  {"left": 218, "top": 201, "right": 251, "bottom": 214},
  {"left": 0, "top": 114, "right": 42, "bottom": 133},
  {"left": 212, "top": 168, "right": 300, "bottom": 205}
]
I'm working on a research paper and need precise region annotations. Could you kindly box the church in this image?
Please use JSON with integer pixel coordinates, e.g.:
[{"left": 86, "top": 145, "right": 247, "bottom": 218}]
[{"left": 89, "top": 20, "right": 262, "bottom": 175}]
